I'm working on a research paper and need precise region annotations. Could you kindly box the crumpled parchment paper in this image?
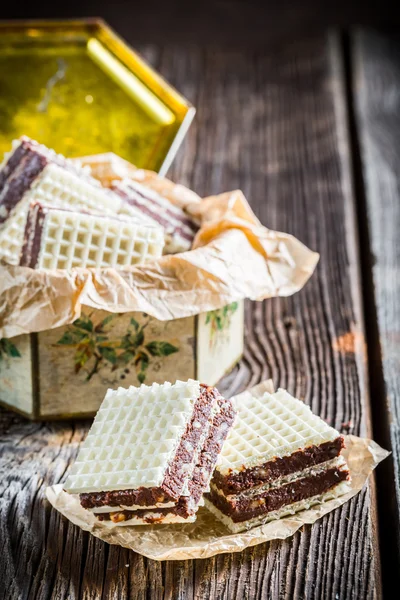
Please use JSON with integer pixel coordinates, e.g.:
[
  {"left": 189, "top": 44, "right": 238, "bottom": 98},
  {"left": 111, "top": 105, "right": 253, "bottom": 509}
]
[
  {"left": 0, "top": 159, "right": 319, "bottom": 339},
  {"left": 45, "top": 381, "right": 389, "bottom": 561}
]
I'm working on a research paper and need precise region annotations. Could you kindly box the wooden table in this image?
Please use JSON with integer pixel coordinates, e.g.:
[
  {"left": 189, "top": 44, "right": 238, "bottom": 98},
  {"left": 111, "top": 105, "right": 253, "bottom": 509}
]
[{"left": 1, "top": 29, "right": 399, "bottom": 600}]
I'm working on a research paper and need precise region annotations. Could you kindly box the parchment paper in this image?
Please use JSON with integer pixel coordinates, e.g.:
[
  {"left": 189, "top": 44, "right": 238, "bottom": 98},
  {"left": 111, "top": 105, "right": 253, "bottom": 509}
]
[
  {"left": 75, "top": 153, "right": 202, "bottom": 210},
  {"left": 45, "top": 381, "right": 389, "bottom": 561},
  {"left": 0, "top": 161, "right": 319, "bottom": 339}
]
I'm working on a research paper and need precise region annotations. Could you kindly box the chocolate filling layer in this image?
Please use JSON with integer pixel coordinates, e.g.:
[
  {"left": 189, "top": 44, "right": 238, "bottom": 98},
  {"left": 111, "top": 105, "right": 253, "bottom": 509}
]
[
  {"left": 20, "top": 203, "right": 47, "bottom": 267},
  {"left": 187, "top": 396, "right": 236, "bottom": 508},
  {"left": 207, "top": 467, "right": 349, "bottom": 523},
  {"left": 80, "top": 384, "right": 220, "bottom": 509},
  {"left": 0, "top": 143, "right": 47, "bottom": 224},
  {"left": 159, "top": 384, "right": 220, "bottom": 499},
  {"left": 113, "top": 183, "right": 198, "bottom": 241},
  {"left": 80, "top": 487, "right": 174, "bottom": 511},
  {"left": 213, "top": 437, "right": 345, "bottom": 495},
  {"left": 97, "top": 499, "right": 191, "bottom": 523},
  {"left": 0, "top": 137, "right": 86, "bottom": 224}
]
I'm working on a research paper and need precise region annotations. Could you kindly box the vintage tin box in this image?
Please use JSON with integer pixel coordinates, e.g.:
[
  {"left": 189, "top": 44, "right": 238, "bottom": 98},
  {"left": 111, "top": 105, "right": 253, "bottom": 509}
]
[
  {"left": 0, "top": 19, "right": 195, "bottom": 175},
  {"left": 0, "top": 302, "right": 244, "bottom": 419}
]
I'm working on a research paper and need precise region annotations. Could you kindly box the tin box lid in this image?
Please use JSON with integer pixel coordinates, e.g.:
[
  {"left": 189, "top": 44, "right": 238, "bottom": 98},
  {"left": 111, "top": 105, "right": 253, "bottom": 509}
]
[{"left": 0, "top": 18, "right": 195, "bottom": 175}]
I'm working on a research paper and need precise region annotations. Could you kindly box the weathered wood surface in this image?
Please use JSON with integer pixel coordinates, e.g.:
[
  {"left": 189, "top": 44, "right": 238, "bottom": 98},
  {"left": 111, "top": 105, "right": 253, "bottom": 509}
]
[
  {"left": 352, "top": 28, "right": 400, "bottom": 580},
  {"left": 0, "top": 35, "right": 382, "bottom": 598}
]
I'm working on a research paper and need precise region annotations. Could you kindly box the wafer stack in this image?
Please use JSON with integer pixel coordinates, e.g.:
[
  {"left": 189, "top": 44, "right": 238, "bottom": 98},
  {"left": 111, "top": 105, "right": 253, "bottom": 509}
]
[
  {"left": 20, "top": 202, "right": 164, "bottom": 269},
  {"left": 0, "top": 137, "right": 198, "bottom": 263},
  {"left": 0, "top": 137, "right": 126, "bottom": 264},
  {"left": 113, "top": 179, "right": 198, "bottom": 253},
  {"left": 64, "top": 380, "right": 236, "bottom": 525},
  {"left": 205, "top": 389, "right": 351, "bottom": 532}
]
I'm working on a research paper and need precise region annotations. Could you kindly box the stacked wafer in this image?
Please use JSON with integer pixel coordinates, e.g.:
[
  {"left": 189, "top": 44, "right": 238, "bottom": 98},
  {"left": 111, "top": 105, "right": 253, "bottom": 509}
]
[
  {"left": 21, "top": 203, "right": 164, "bottom": 269},
  {"left": 205, "top": 389, "right": 351, "bottom": 532},
  {"left": 0, "top": 136, "right": 127, "bottom": 264},
  {"left": 0, "top": 136, "right": 198, "bottom": 266},
  {"left": 64, "top": 380, "right": 236, "bottom": 525},
  {"left": 113, "top": 179, "right": 198, "bottom": 253}
]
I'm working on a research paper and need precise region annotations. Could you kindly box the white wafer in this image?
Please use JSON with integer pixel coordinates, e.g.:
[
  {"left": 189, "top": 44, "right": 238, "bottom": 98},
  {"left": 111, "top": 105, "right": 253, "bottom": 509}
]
[
  {"left": 0, "top": 137, "right": 126, "bottom": 264},
  {"left": 0, "top": 204, "right": 27, "bottom": 264},
  {"left": 100, "top": 512, "right": 197, "bottom": 527},
  {"left": 64, "top": 380, "right": 201, "bottom": 494},
  {"left": 0, "top": 164, "right": 126, "bottom": 265},
  {"left": 21, "top": 204, "right": 164, "bottom": 269},
  {"left": 0, "top": 138, "right": 88, "bottom": 177},
  {"left": 217, "top": 389, "right": 339, "bottom": 474}
]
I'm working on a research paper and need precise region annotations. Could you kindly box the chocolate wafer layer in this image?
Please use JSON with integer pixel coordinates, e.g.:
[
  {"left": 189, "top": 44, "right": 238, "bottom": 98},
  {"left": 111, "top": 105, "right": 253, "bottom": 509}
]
[
  {"left": 206, "top": 388, "right": 351, "bottom": 532},
  {"left": 113, "top": 179, "right": 198, "bottom": 254},
  {"left": 212, "top": 437, "right": 345, "bottom": 495},
  {"left": 91, "top": 393, "right": 237, "bottom": 524},
  {"left": 64, "top": 380, "right": 236, "bottom": 525},
  {"left": 20, "top": 202, "right": 164, "bottom": 269},
  {"left": 0, "top": 137, "right": 125, "bottom": 264},
  {"left": 204, "top": 480, "right": 352, "bottom": 533}
]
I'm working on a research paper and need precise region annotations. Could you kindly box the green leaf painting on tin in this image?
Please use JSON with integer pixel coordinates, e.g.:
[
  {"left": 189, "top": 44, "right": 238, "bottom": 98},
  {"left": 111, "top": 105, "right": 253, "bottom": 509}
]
[
  {"left": 205, "top": 302, "right": 239, "bottom": 349},
  {"left": 0, "top": 338, "right": 21, "bottom": 361},
  {"left": 56, "top": 312, "right": 178, "bottom": 383},
  {"left": 145, "top": 341, "right": 179, "bottom": 357}
]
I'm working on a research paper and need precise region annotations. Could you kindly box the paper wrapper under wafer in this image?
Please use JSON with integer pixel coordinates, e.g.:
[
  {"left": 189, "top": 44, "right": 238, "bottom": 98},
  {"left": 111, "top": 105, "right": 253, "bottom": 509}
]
[
  {"left": 0, "top": 184, "right": 319, "bottom": 339},
  {"left": 46, "top": 381, "right": 389, "bottom": 561}
]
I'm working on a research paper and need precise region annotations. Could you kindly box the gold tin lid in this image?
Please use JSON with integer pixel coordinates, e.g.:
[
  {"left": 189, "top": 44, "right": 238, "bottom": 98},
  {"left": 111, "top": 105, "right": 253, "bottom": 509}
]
[{"left": 0, "top": 19, "right": 195, "bottom": 175}]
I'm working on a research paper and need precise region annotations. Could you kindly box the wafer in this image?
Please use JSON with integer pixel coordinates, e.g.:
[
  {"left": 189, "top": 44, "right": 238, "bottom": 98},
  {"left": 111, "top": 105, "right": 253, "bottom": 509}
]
[
  {"left": 113, "top": 179, "right": 198, "bottom": 254},
  {"left": 205, "top": 389, "right": 351, "bottom": 532},
  {"left": 20, "top": 202, "right": 164, "bottom": 269},
  {"left": 0, "top": 137, "right": 125, "bottom": 264},
  {"left": 64, "top": 380, "right": 236, "bottom": 525}
]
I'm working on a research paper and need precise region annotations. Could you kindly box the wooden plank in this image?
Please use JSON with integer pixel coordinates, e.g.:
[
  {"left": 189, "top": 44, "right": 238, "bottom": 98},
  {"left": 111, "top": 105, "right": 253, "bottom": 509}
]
[
  {"left": 352, "top": 28, "right": 400, "bottom": 583},
  {"left": 0, "top": 35, "right": 381, "bottom": 599}
]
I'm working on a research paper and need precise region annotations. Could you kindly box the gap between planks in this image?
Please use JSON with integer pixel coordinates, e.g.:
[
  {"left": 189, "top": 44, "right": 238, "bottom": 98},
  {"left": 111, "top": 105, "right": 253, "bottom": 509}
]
[{"left": 343, "top": 28, "right": 400, "bottom": 595}]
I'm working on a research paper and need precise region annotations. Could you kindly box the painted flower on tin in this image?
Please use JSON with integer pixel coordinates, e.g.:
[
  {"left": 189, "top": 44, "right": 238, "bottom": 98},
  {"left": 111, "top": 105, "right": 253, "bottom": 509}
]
[{"left": 56, "top": 313, "right": 178, "bottom": 383}]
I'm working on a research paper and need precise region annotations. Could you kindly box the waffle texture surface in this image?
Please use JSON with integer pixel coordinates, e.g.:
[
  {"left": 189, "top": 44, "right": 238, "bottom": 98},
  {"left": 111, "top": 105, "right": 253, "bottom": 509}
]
[
  {"left": 27, "top": 163, "right": 119, "bottom": 213},
  {"left": 22, "top": 203, "right": 164, "bottom": 269},
  {"left": 64, "top": 380, "right": 201, "bottom": 494},
  {"left": 217, "top": 389, "right": 339, "bottom": 474},
  {"left": 0, "top": 202, "right": 28, "bottom": 264},
  {"left": 0, "top": 150, "right": 125, "bottom": 264}
]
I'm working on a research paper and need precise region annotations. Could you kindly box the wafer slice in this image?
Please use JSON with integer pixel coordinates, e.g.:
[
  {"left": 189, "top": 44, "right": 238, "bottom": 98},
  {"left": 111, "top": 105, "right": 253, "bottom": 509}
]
[
  {"left": 20, "top": 202, "right": 164, "bottom": 269},
  {"left": 113, "top": 179, "right": 199, "bottom": 254},
  {"left": 64, "top": 380, "right": 236, "bottom": 525},
  {"left": 0, "top": 137, "right": 125, "bottom": 264},
  {"left": 205, "top": 389, "right": 351, "bottom": 532}
]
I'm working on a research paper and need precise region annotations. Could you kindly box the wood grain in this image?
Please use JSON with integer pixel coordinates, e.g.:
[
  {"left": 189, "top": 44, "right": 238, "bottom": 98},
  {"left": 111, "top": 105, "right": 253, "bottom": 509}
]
[
  {"left": 352, "top": 28, "right": 400, "bottom": 585},
  {"left": 0, "top": 35, "right": 381, "bottom": 598}
]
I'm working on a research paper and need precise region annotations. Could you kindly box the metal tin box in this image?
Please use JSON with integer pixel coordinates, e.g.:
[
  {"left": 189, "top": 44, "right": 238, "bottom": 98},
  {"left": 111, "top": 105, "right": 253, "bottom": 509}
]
[
  {"left": 0, "top": 19, "right": 195, "bottom": 175},
  {"left": 0, "top": 302, "right": 244, "bottom": 420}
]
